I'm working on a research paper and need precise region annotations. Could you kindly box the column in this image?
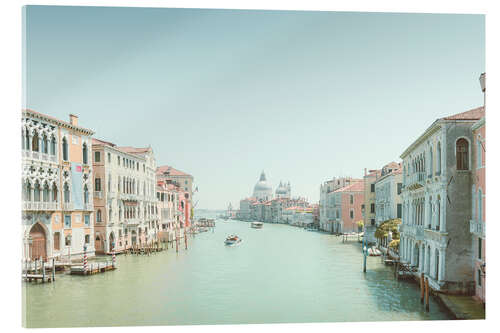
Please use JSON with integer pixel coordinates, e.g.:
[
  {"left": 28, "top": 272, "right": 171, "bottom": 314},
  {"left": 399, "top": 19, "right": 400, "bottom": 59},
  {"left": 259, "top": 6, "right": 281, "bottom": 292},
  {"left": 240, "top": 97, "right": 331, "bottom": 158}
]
[
  {"left": 440, "top": 193, "right": 445, "bottom": 232},
  {"left": 439, "top": 248, "right": 446, "bottom": 281}
]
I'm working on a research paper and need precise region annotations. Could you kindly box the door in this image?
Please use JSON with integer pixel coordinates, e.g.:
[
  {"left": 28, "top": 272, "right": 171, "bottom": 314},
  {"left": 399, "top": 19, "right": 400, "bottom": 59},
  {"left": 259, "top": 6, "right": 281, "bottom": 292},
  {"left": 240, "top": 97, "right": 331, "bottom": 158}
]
[{"left": 29, "top": 223, "right": 47, "bottom": 260}]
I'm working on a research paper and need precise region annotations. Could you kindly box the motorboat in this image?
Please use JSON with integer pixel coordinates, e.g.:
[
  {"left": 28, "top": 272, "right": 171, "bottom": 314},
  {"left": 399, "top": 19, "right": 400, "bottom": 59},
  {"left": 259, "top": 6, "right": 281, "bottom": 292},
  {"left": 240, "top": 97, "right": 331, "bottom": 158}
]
[
  {"left": 224, "top": 235, "right": 242, "bottom": 246},
  {"left": 367, "top": 246, "right": 382, "bottom": 256},
  {"left": 251, "top": 222, "right": 263, "bottom": 229}
]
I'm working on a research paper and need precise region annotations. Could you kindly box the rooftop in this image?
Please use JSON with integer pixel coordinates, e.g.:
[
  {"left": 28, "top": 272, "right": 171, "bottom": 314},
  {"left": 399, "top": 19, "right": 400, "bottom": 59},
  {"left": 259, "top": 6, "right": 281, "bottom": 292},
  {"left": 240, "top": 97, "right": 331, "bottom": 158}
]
[{"left": 157, "top": 165, "right": 192, "bottom": 178}]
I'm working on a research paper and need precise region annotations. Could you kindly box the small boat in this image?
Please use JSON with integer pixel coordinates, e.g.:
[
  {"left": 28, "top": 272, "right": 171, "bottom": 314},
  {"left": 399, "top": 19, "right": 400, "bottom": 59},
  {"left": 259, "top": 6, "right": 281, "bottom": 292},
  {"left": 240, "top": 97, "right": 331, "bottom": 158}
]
[
  {"left": 224, "top": 235, "right": 242, "bottom": 246},
  {"left": 251, "top": 222, "right": 263, "bottom": 229}
]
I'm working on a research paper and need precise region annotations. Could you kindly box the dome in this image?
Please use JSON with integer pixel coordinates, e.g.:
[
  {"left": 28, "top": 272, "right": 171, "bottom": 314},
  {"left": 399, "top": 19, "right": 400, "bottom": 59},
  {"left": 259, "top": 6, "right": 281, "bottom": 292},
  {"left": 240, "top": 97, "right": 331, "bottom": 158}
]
[
  {"left": 253, "top": 170, "right": 273, "bottom": 200},
  {"left": 254, "top": 181, "right": 272, "bottom": 192},
  {"left": 275, "top": 181, "right": 288, "bottom": 194}
]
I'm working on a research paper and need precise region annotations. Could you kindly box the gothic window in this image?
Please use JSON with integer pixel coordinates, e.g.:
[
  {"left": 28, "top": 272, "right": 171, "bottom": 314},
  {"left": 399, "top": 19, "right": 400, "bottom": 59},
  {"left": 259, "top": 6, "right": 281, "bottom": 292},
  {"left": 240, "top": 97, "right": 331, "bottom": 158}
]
[
  {"left": 108, "top": 174, "right": 111, "bottom": 192},
  {"left": 83, "top": 143, "right": 88, "bottom": 165},
  {"left": 97, "top": 209, "right": 102, "bottom": 222},
  {"left": 32, "top": 131, "right": 39, "bottom": 152},
  {"left": 33, "top": 181, "right": 41, "bottom": 202},
  {"left": 24, "top": 128, "right": 30, "bottom": 150},
  {"left": 429, "top": 146, "right": 433, "bottom": 176},
  {"left": 50, "top": 136, "right": 56, "bottom": 155},
  {"left": 25, "top": 182, "right": 32, "bottom": 201},
  {"left": 83, "top": 185, "right": 89, "bottom": 204},
  {"left": 94, "top": 151, "right": 101, "bottom": 162},
  {"left": 63, "top": 182, "right": 70, "bottom": 203},
  {"left": 42, "top": 134, "right": 48, "bottom": 154},
  {"left": 456, "top": 138, "right": 469, "bottom": 170},
  {"left": 478, "top": 188, "right": 483, "bottom": 222},
  {"left": 53, "top": 232, "right": 60, "bottom": 250},
  {"left": 43, "top": 183, "right": 49, "bottom": 202},
  {"left": 118, "top": 176, "right": 121, "bottom": 192},
  {"left": 435, "top": 249, "right": 440, "bottom": 280},
  {"left": 52, "top": 184, "right": 58, "bottom": 202},
  {"left": 477, "top": 139, "right": 483, "bottom": 168},
  {"left": 62, "top": 137, "right": 68, "bottom": 161}
]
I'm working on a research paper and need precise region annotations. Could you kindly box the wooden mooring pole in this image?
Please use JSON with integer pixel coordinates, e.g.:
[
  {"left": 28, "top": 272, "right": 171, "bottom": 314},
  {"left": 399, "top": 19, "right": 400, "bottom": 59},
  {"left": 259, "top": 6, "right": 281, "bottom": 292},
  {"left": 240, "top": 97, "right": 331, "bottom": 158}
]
[
  {"left": 420, "top": 273, "right": 425, "bottom": 304},
  {"left": 425, "top": 277, "right": 430, "bottom": 312},
  {"left": 51, "top": 258, "right": 55, "bottom": 282},
  {"left": 42, "top": 260, "right": 46, "bottom": 283},
  {"left": 184, "top": 230, "right": 188, "bottom": 250}
]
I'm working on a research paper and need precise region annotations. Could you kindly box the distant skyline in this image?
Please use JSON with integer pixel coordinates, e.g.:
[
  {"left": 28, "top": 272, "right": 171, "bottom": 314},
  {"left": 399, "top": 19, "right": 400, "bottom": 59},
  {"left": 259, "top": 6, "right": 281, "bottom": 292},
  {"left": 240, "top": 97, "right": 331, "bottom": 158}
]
[{"left": 24, "top": 6, "right": 485, "bottom": 209}]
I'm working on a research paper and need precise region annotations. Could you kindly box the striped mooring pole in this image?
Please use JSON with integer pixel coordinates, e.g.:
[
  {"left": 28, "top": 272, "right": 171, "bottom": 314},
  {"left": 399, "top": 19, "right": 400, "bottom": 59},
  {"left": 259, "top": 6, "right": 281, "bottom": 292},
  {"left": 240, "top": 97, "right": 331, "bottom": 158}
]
[
  {"left": 83, "top": 244, "right": 88, "bottom": 274},
  {"left": 112, "top": 248, "right": 116, "bottom": 268}
]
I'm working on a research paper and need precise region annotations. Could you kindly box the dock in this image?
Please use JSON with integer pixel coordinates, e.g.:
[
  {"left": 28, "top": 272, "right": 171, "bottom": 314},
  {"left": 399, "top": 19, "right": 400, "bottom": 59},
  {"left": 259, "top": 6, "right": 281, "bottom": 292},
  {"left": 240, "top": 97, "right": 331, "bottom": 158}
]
[{"left": 70, "top": 261, "right": 116, "bottom": 275}]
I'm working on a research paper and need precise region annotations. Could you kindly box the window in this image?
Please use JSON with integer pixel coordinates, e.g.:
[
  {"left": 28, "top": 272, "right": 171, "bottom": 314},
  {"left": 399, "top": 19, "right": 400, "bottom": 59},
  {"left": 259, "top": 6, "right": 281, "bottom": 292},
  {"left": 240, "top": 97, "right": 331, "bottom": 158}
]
[
  {"left": 478, "top": 269, "right": 482, "bottom": 287},
  {"left": 97, "top": 210, "right": 102, "bottom": 222},
  {"left": 397, "top": 183, "right": 402, "bottom": 195},
  {"left": 397, "top": 204, "right": 402, "bottom": 218},
  {"left": 478, "top": 189, "right": 483, "bottom": 222},
  {"left": 43, "top": 183, "right": 49, "bottom": 202},
  {"left": 84, "top": 214, "right": 90, "bottom": 226},
  {"left": 52, "top": 184, "right": 58, "bottom": 202},
  {"left": 117, "top": 156, "right": 120, "bottom": 165},
  {"left": 108, "top": 152, "right": 111, "bottom": 163},
  {"left": 185, "top": 180, "right": 188, "bottom": 185},
  {"left": 54, "top": 232, "right": 60, "bottom": 250},
  {"left": 50, "top": 137, "right": 56, "bottom": 155},
  {"left": 95, "top": 178, "right": 101, "bottom": 191},
  {"left": 32, "top": 131, "right": 39, "bottom": 152},
  {"left": 62, "top": 137, "right": 68, "bottom": 161},
  {"left": 65, "top": 235, "right": 71, "bottom": 246},
  {"left": 370, "top": 184, "right": 375, "bottom": 192},
  {"left": 42, "top": 134, "right": 48, "bottom": 154},
  {"left": 94, "top": 151, "right": 101, "bottom": 162},
  {"left": 63, "top": 183, "right": 70, "bottom": 203},
  {"left": 33, "top": 182, "right": 41, "bottom": 202},
  {"left": 85, "top": 235, "right": 90, "bottom": 244},
  {"left": 350, "top": 210, "right": 354, "bottom": 219},
  {"left": 370, "top": 203, "right": 375, "bottom": 213},
  {"left": 437, "top": 142, "right": 442, "bottom": 174},
  {"left": 83, "top": 143, "right": 88, "bottom": 164},
  {"left": 370, "top": 218, "right": 375, "bottom": 226},
  {"left": 478, "top": 237, "right": 482, "bottom": 260},
  {"left": 83, "top": 185, "right": 89, "bottom": 203},
  {"left": 350, "top": 195, "right": 354, "bottom": 204},
  {"left": 64, "top": 215, "right": 71, "bottom": 228},
  {"left": 456, "top": 138, "right": 469, "bottom": 170}
]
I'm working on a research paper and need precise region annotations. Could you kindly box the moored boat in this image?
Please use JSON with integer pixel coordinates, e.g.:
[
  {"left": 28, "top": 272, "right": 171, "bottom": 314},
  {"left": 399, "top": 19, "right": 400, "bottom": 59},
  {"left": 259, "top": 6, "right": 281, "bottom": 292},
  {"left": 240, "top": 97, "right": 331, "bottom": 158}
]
[
  {"left": 367, "top": 246, "right": 382, "bottom": 256},
  {"left": 251, "top": 222, "right": 263, "bottom": 229}
]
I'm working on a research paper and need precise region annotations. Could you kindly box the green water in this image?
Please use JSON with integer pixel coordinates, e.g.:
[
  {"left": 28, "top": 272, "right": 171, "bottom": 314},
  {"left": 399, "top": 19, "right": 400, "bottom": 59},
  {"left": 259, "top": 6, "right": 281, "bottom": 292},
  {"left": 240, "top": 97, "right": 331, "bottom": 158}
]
[{"left": 24, "top": 219, "right": 452, "bottom": 327}]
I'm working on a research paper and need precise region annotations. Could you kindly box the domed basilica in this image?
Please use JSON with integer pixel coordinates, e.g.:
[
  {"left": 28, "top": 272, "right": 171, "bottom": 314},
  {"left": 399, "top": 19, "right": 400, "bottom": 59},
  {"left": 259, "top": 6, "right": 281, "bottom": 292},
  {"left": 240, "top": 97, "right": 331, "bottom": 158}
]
[{"left": 253, "top": 171, "right": 291, "bottom": 201}]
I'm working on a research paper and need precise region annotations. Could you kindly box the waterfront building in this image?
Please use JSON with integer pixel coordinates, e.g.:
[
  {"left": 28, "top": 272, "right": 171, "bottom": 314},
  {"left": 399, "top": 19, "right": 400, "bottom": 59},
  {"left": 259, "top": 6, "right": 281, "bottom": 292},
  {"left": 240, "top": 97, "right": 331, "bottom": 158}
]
[
  {"left": 91, "top": 140, "right": 159, "bottom": 253},
  {"left": 238, "top": 197, "right": 256, "bottom": 221},
  {"left": 253, "top": 170, "right": 273, "bottom": 201},
  {"left": 319, "top": 177, "right": 360, "bottom": 232},
  {"left": 157, "top": 165, "right": 194, "bottom": 227},
  {"left": 363, "top": 169, "right": 381, "bottom": 244},
  {"left": 470, "top": 111, "right": 485, "bottom": 303},
  {"left": 156, "top": 180, "right": 181, "bottom": 242},
  {"left": 399, "top": 106, "right": 484, "bottom": 294},
  {"left": 331, "top": 181, "right": 365, "bottom": 233},
  {"left": 22, "top": 110, "right": 95, "bottom": 261},
  {"left": 374, "top": 162, "right": 403, "bottom": 247}
]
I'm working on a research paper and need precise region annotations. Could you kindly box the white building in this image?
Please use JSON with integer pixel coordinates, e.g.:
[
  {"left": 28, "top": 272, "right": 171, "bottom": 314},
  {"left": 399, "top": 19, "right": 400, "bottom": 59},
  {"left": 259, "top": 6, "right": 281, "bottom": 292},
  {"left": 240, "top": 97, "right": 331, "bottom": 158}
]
[{"left": 253, "top": 170, "right": 273, "bottom": 201}]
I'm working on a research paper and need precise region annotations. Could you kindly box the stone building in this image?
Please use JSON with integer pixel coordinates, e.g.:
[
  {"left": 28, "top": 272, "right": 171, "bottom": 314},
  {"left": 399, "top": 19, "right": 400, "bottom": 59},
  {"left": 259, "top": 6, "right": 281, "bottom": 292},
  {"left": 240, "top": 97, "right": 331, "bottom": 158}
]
[
  {"left": 22, "top": 110, "right": 95, "bottom": 261},
  {"left": 399, "top": 106, "right": 484, "bottom": 294},
  {"left": 91, "top": 140, "right": 159, "bottom": 253},
  {"left": 156, "top": 180, "right": 181, "bottom": 243},
  {"left": 363, "top": 169, "right": 381, "bottom": 244}
]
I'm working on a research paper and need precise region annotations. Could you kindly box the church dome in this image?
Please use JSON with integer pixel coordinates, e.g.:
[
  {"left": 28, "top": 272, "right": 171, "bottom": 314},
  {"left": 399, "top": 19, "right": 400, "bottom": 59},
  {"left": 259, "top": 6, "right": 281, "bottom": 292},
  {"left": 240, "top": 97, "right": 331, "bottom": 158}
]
[{"left": 253, "top": 170, "right": 273, "bottom": 200}]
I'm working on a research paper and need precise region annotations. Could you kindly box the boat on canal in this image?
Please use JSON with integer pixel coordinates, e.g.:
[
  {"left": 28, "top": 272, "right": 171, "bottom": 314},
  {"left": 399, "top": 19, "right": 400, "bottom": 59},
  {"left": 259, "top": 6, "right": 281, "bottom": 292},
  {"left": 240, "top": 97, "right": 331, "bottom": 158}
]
[
  {"left": 224, "top": 235, "right": 242, "bottom": 246},
  {"left": 251, "top": 222, "right": 263, "bottom": 229},
  {"left": 368, "top": 246, "right": 382, "bottom": 256}
]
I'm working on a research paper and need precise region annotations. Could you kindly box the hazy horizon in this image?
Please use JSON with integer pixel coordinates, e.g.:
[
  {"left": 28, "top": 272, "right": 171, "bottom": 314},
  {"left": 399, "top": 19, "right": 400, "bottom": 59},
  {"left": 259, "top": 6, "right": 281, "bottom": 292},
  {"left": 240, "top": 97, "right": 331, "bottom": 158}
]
[{"left": 24, "top": 6, "right": 485, "bottom": 210}]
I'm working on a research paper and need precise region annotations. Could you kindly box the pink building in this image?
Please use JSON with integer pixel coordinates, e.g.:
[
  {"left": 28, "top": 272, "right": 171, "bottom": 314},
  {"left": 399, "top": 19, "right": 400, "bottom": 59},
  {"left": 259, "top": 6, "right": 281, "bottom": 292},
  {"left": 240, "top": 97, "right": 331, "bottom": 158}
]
[
  {"left": 332, "top": 181, "right": 365, "bottom": 233},
  {"left": 471, "top": 114, "right": 485, "bottom": 303}
]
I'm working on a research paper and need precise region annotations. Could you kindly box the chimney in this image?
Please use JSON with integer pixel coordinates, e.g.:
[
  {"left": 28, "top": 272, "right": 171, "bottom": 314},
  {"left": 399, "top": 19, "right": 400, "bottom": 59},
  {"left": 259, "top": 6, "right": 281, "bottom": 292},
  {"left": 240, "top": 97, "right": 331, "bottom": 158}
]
[{"left": 69, "top": 114, "right": 78, "bottom": 126}]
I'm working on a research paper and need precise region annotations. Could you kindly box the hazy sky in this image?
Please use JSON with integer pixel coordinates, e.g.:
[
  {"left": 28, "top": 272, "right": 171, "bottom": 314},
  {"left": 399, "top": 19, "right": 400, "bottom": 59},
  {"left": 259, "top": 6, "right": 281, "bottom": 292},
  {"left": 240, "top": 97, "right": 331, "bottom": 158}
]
[{"left": 24, "top": 6, "right": 484, "bottom": 210}]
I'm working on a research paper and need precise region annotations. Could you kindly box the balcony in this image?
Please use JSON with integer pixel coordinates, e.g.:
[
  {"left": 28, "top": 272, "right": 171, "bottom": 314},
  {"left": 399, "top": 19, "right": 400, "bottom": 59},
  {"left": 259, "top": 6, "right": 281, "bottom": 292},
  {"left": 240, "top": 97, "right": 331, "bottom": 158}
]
[
  {"left": 399, "top": 224, "right": 424, "bottom": 240},
  {"left": 22, "top": 201, "right": 59, "bottom": 211},
  {"left": 125, "top": 218, "right": 140, "bottom": 226},
  {"left": 120, "top": 193, "right": 139, "bottom": 201},
  {"left": 470, "top": 219, "right": 485, "bottom": 238},
  {"left": 405, "top": 172, "right": 426, "bottom": 190},
  {"left": 22, "top": 150, "right": 58, "bottom": 163},
  {"left": 83, "top": 203, "right": 94, "bottom": 211},
  {"left": 94, "top": 191, "right": 102, "bottom": 199},
  {"left": 62, "top": 202, "right": 74, "bottom": 211}
]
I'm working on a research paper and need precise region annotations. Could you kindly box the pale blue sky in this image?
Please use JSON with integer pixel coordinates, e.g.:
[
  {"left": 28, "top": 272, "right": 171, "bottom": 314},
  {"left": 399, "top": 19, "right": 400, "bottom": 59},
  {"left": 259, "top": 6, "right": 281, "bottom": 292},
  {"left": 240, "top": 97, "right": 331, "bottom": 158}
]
[{"left": 24, "top": 6, "right": 484, "bottom": 209}]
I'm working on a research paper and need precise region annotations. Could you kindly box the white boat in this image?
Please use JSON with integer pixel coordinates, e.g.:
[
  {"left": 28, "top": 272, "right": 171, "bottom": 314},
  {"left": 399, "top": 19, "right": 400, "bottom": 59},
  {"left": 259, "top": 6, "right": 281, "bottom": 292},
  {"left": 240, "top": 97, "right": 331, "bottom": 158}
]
[
  {"left": 251, "top": 222, "right": 263, "bottom": 229},
  {"left": 367, "top": 247, "right": 382, "bottom": 256},
  {"left": 224, "top": 235, "right": 242, "bottom": 246}
]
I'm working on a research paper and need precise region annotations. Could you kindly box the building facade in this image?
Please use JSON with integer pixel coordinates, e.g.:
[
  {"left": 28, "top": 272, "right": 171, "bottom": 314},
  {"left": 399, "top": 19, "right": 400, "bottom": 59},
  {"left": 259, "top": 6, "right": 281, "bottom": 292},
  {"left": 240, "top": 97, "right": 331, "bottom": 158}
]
[
  {"left": 22, "top": 110, "right": 95, "bottom": 261},
  {"left": 399, "top": 106, "right": 484, "bottom": 294},
  {"left": 363, "top": 169, "right": 381, "bottom": 244}
]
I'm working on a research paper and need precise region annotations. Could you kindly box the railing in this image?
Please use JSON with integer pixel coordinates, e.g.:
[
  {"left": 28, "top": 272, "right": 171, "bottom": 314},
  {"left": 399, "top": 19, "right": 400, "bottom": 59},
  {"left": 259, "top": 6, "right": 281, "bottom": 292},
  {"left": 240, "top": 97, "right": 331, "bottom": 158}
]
[
  {"left": 94, "top": 191, "right": 102, "bottom": 199},
  {"left": 22, "top": 201, "right": 59, "bottom": 211},
  {"left": 22, "top": 150, "right": 57, "bottom": 163},
  {"left": 405, "top": 172, "right": 426, "bottom": 190},
  {"left": 125, "top": 218, "right": 140, "bottom": 226},
  {"left": 400, "top": 224, "right": 424, "bottom": 240},
  {"left": 83, "top": 203, "right": 93, "bottom": 211},
  {"left": 470, "top": 219, "right": 485, "bottom": 237},
  {"left": 62, "top": 202, "right": 73, "bottom": 211}
]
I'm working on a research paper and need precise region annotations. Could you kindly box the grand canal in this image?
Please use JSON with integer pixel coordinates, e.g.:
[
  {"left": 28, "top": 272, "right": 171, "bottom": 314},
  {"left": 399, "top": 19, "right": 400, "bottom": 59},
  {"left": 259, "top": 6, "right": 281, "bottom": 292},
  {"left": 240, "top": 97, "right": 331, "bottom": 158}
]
[{"left": 24, "top": 219, "right": 452, "bottom": 327}]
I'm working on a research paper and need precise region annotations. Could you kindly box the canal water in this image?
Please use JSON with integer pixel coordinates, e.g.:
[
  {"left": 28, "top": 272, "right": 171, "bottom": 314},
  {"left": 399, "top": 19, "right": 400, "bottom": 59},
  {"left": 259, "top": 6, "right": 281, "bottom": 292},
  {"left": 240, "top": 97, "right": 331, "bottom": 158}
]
[{"left": 24, "top": 219, "right": 452, "bottom": 327}]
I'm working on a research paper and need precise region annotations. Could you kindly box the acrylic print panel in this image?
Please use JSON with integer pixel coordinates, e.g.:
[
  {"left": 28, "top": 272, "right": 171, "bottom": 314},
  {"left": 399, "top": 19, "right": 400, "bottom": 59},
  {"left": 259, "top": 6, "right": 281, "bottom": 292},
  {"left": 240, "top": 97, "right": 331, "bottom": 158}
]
[{"left": 22, "top": 5, "right": 485, "bottom": 328}]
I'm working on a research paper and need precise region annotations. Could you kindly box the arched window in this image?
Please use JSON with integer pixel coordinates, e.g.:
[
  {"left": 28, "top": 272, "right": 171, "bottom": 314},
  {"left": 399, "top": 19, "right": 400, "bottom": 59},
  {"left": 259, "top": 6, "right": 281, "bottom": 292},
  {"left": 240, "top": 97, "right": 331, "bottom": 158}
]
[
  {"left": 435, "top": 249, "right": 440, "bottom": 280},
  {"left": 478, "top": 188, "right": 483, "bottom": 222},
  {"left": 436, "top": 196, "right": 441, "bottom": 231},
  {"left": 82, "top": 143, "right": 88, "bottom": 165},
  {"left": 428, "top": 197, "right": 432, "bottom": 229},
  {"left": 32, "top": 131, "right": 39, "bottom": 152},
  {"left": 25, "top": 128, "right": 30, "bottom": 150},
  {"left": 33, "top": 181, "right": 41, "bottom": 202},
  {"left": 42, "top": 134, "right": 48, "bottom": 154},
  {"left": 350, "top": 195, "right": 354, "bottom": 204},
  {"left": 52, "top": 184, "right": 58, "bottom": 202},
  {"left": 437, "top": 142, "right": 442, "bottom": 174},
  {"left": 43, "top": 183, "right": 49, "bottom": 202},
  {"left": 25, "top": 181, "right": 32, "bottom": 201},
  {"left": 50, "top": 136, "right": 56, "bottom": 155},
  {"left": 62, "top": 137, "right": 68, "bottom": 161},
  {"left": 456, "top": 138, "right": 469, "bottom": 170},
  {"left": 119, "top": 206, "right": 122, "bottom": 220},
  {"left": 477, "top": 139, "right": 482, "bottom": 168},
  {"left": 97, "top": 209, "right": 102, "bottom": 222},
  {"left": 95, "top": 178, "right": 101, "bottom": 191},
  {"left": 63, "top": 182, "right": 70, "bottom": 203},
  {"left": 83, "top": 185, "right": 89, "bottom": 204},
  {"left": 429, "top": 146, "right": 433, "bottom": 177}
]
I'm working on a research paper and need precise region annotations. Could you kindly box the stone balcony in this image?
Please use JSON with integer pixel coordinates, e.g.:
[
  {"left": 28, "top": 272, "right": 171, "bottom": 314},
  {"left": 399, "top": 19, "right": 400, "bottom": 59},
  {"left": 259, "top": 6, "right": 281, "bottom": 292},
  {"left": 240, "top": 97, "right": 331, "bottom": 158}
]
[
  {"left": 22, "top": 150, "right": 57, "bottom": 163},
  {"left": 125, "top": 218, "right": 140, "bottom": 226},
  {"left": 94, "top": 191, "right": 103, "bottom": 199},
  {"left": 62, "top": 202, "right": 74, "bottom": 211},
  {"left": 23, "top": 201, "right": 59, "bottom": 211},
  {"left": 470, "top": 219, "right": 485, "bottom": 238},
  {"left": 400, "top": 224, "right": 425, "bottom": 240},
  {"left": 83, "top": 203, "right": 94, "bottom": 211},
  {"left": 404, "top": 172, "right": 426, "bottom": 190}
]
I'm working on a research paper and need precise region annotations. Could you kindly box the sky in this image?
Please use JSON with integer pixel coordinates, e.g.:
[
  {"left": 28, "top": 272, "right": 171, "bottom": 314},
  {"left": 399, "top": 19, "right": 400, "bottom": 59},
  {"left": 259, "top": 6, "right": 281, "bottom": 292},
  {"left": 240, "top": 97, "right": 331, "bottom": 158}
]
[{"left": 23, "top": 6, "right": 485, "bottom": 210}]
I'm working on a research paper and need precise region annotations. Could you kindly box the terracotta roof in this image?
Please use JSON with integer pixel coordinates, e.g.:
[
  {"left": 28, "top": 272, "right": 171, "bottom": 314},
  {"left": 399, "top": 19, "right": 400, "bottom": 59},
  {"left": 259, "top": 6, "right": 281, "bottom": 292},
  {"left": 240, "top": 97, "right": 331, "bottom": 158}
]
[
  {"left": 92, "top": 138, "right": 116, "bottom": 147},
  {"left": 157, "top": 165, "right": 192, "bottom": 177},
  {"left": 442, "top": 106, "right": 484, "bottom": 121},
  {"left": 334, "top": 180, "right": 364, "bottom": 193}
]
